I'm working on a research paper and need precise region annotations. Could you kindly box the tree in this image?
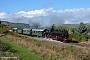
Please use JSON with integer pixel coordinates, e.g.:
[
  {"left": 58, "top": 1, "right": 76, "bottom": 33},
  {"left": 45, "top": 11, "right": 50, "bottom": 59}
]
[
  {"left": 72, "top": 32, "right": 81, "bottom": 42},
  {"left": 51, "top": 24, "right": 56, "bottom": 30},
  {"left": 78, "top": 22, "right": 87, "bottom": 34},
  {"left": 76, "top": 22, "right": 88, "bottom": 42},
  {"left": 87, "top": 26, "right": 90, "bottom": 33},
  {"left": 68, "top": 27, "right": 75, "bottom": 34},
  {"left": 0, "top": 21, "right": 1, "bottom": 24},
  {"left": 81, "top": 33, "right": 87, "bottom": 42},
  {"left": 56, "top": 26, "right": 68, "bottom": 31}
]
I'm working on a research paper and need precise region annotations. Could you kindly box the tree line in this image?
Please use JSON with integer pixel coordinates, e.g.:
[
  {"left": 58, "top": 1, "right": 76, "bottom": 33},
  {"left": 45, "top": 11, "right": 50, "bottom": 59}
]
[{"left": 51, "top": 22, "right": 89, "bottom": 42}]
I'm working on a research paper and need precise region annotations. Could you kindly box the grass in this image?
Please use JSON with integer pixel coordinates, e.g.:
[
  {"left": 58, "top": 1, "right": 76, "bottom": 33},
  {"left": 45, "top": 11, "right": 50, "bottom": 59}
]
[
  {"left": 4, "top": 32, "right": 90, "bottom": 60},
  {"left": 0, "top": 37, "right": 46, "bottom": 60},
  {"left": 0, "top": 31, "right": 89, "bottom": 60}
]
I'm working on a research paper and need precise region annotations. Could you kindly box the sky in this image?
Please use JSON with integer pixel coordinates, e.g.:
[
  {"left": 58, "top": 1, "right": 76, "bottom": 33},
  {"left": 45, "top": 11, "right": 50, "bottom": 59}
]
[
  {"left": 0, "top": 0, "right": 90, "bottom": 28},
  {"left": 0, "top": 0, "right": 90, "bottom": 12}
]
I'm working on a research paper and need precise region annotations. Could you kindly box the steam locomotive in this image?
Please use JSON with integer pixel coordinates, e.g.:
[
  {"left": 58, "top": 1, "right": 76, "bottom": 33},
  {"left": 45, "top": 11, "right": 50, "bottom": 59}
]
[
  {"left": 10, "top": 28, "right": 72, "bottom": 43},
  {"left": 44, "top": 29, "right": 72, "bottom": 42}
]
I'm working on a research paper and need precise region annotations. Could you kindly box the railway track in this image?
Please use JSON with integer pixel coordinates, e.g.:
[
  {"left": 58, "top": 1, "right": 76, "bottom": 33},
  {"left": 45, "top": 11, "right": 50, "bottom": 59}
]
[
  {"left": 34, "top": 37, "right": 63, "bottom": 43},
  {"left": 35, "top": 37, "right": 90, "bottom": 49}
]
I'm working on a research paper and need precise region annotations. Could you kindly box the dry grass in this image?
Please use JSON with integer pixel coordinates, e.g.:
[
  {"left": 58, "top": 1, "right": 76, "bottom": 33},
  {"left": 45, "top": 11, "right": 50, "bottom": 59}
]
[{"left": 4, "top": 32, "right": 90, "bottom": 60}]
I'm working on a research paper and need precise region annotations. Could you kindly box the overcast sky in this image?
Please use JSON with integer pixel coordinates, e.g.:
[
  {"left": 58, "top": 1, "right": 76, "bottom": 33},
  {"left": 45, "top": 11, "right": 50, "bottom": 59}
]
[{"left": 0, "top": 0, "right": 90, "bottom": 27}]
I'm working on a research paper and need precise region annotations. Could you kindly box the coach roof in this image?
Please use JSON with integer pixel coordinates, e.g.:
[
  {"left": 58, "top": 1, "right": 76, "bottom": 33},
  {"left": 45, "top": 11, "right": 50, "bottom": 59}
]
[{"left": 32, "top": 29, "right": 46, "bottom": 31}]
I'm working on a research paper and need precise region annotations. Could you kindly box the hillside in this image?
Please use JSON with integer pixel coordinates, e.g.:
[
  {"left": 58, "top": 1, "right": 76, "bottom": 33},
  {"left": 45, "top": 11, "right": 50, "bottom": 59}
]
[
  {"left": 0, "top": 24, "right": 47, "bottom": 60},
  {"left": 1, "top": 21, "right": 30, "bottom": 29},
  {"left": 1, "top": 21, "right": 90, "bottom": 29},
  {"left": 0, "top": 36, "right": 46, "bottom": 60},
  {"left": 3, "top": 32, "right": 90, "bottom": 60},
  {"left": 62, "top": 24, "right": 79, "bottom": 28}
]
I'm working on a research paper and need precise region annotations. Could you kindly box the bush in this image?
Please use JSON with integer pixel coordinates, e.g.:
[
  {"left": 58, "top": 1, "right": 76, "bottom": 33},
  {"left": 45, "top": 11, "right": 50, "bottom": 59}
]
[
  {"left": 81, "top": 33, "right": 87, "bottom": 42},
  {"left": 0, "top": 24, "right": 9, "bottom": 34}
]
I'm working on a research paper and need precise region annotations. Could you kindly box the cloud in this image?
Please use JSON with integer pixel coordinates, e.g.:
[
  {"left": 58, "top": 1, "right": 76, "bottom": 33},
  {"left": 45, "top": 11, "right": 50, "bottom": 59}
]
[
  {"left": 0, "top": 12, "right": 7, "bottom": 19},
  {"left": 0, "top": 8, "right": 90, "bottom": 28}
]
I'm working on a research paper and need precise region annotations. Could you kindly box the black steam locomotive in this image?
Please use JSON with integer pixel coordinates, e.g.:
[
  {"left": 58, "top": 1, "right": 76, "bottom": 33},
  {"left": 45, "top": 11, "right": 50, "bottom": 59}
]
[{"left": 44, "top": 29, "right": 72, "bottom": 42}]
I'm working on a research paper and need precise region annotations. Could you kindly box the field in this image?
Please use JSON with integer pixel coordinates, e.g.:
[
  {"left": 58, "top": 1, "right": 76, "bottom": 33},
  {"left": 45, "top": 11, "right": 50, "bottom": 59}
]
[{"left": 1, "top": 31, "right": 90, "bottom": 60}]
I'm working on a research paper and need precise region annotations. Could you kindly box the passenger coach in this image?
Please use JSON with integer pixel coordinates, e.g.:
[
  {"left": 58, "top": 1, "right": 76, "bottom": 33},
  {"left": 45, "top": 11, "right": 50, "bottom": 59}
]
[{"left": 31, "top": 29, "right": 47, "bottom": 37}]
